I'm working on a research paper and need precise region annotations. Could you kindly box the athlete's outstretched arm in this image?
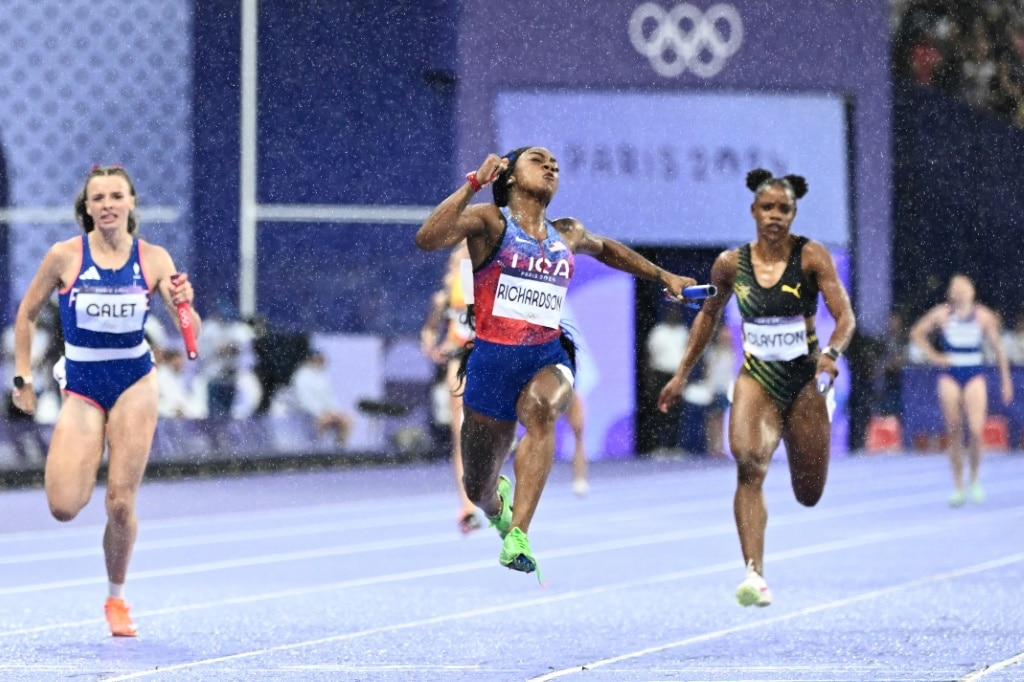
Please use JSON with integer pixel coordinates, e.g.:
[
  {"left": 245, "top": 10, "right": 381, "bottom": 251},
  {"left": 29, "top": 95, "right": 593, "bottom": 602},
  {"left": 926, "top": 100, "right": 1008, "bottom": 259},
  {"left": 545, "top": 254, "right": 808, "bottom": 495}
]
[
  {"left": 658, "top": 251, "right": 736, "bottom": 413},
  {"left": 415, "top": 155, "right": 507, "bottom": 252},
  {"left": 559, "top": 219, "right": 696, "bottom": 298}
]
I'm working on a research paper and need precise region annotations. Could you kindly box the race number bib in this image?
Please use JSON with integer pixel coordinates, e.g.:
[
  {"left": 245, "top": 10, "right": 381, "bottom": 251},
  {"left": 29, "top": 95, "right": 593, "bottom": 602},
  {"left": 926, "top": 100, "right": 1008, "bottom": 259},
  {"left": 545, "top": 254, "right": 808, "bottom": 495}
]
[
  {"left": 492, "top": 272, "right": 567, "bottom": 330},
  {"left": 742, "top": 315, "right": 808, "bottom": 361},
  {"left": 74, "top": 290, "right": 149, "bottom": 334}
]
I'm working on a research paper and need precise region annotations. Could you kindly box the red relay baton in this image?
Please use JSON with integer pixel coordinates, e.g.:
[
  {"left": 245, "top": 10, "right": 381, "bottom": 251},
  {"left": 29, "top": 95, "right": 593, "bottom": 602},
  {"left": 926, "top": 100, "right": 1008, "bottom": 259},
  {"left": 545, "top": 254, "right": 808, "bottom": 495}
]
[{"left": 170, "top": 273, "right": 199, "bottom": 360}]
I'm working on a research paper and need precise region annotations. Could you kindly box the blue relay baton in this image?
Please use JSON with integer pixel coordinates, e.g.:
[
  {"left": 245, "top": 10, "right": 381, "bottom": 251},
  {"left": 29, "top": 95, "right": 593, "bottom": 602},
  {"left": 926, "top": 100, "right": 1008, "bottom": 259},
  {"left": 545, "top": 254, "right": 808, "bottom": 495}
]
[
  {"left": 664, "top": 284, "right": 717, "bottom": 309},
  {"left": 817, "top": 371, "right": 833, "bottom": 394}
]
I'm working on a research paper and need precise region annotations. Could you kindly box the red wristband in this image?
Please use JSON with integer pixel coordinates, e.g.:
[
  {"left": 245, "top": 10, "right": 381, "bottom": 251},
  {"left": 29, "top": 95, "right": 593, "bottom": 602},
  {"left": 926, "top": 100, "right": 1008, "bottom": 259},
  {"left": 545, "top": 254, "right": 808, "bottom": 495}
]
[{"left": 465, "top": 171, "right": 483, "bottom": 192}]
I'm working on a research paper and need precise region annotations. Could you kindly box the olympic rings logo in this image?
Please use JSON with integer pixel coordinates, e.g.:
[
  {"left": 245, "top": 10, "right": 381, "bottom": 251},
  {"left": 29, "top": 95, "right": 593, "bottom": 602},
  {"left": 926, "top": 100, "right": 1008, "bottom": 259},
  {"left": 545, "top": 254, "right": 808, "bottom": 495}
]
[{"left": 629, "top": 2, "right": 744, "bottom": 79}]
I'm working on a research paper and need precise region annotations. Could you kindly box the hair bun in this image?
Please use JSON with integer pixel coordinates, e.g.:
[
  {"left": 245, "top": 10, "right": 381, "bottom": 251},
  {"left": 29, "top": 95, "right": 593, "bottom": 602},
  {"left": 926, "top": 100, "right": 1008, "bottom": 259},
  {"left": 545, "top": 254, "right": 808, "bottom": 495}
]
[
  {"left": 783, "top": 174, "right": 808, "bottom": 198},
  {"left": 745, "top": 168, "right": 773, "bottom": 192}
]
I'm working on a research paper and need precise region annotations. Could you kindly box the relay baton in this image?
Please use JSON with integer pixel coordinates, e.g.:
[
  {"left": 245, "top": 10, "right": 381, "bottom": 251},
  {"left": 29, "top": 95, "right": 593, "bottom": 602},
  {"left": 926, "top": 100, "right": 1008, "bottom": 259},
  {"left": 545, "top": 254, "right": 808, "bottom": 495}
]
[
  {"left": 817, "top": 371, "right": 832, "bottom": 394},
  {"left": 683, "top": 284, "right": 717, "bottom": 299},
  {"left": 663, "top": 284, "right": 717, "bottom": 309},
  {"left": 171, "top": 274, "right": 199, "bottom": 360}
]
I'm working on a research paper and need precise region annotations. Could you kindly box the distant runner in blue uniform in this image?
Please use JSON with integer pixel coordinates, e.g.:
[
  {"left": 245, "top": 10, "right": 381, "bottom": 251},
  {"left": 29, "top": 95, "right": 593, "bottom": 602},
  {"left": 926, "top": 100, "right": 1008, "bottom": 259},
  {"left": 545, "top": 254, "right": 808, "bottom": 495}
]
[{"left": 910, "top": 274, "right": 1012, "bottom": 507}]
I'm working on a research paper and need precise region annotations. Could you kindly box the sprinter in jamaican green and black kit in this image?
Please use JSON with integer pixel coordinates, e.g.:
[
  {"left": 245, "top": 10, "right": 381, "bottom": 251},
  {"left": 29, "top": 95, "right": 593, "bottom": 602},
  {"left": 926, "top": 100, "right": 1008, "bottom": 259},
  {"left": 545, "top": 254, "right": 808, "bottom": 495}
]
[
  {"left": 734, "top": 235, "right": 819, "bottom": 411},
  {"left": 656, "top": 169, "right": 856, "bottom": 610}
]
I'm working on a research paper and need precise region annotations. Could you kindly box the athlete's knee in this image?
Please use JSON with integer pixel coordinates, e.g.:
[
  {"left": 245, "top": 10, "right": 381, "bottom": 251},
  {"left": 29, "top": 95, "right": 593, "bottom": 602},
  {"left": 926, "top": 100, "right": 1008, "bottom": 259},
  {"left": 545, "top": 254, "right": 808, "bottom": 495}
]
[
  {"left": 518, "top": 392, "right": 562, "bottom": 427},
  {"left": 461, "top": 471, "right": 495, "bottom": 506},
  {"left": 105, "top": 487, "right": 137, "bottom": 526},
  {"left": 734, "top": 453, "right": 769, "bottom": 487},
  {"left": 794, "top": 484, "right": 824, "bottom": 507},
  {"left": 790, "top": 465, "right": 826, "bottom": 506},
  {"left": 46, "top": 487, "right": 88, "bottom": 522},
  {"left": 49, "top": 500, "right": 82, "bottom": 523}
]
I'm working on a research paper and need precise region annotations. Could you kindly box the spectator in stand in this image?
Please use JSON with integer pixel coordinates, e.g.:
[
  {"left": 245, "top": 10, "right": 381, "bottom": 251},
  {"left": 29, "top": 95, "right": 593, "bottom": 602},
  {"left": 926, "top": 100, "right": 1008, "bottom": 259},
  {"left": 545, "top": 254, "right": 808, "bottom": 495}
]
[
  {"left": 2, "top": 302, "right": 55, "bottom": 421},
  {"left": 196, "top": 304, "right": 260, "bottom": 419},
  {"left": 289, "top": 348, "right": 352, "bottom": 446},
  {"left": 155, "top": 348, "right": 205, "bottom": 419},
  {"left": 702, "top": 325, "right": 736, "bottom": 458},
  {"left": 644, "top": 305, "right": 689, "bottom": 453},
  {"left": 961, "top": 19, "right": 998, "bottom": 109},
  {"left": 1000, "top": 311, "right": 1024, "bottom": 365},
  {"left": 873, "top": 311, "right": 910, "bottom": 418},
  {"left": 893, "top": 0, "right": 1024, "bottom": 126}
]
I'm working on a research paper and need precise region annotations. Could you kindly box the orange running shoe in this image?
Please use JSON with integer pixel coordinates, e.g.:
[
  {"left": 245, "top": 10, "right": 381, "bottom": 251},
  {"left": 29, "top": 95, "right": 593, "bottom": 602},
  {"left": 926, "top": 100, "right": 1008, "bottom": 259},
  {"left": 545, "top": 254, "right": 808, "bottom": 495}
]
[{"left": 104, "top": 597, "right": 138, "bottom": 637}]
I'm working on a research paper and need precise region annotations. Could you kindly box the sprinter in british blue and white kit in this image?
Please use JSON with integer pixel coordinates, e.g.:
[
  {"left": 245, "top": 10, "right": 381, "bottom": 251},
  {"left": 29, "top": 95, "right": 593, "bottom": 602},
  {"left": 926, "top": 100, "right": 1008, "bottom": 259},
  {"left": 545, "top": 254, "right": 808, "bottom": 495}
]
[
  {"left": 12, "top": 165, "right": 200, "bottom": 637},
  {"left": 60, "top": 243, "right": 153, "bottom": 412}
]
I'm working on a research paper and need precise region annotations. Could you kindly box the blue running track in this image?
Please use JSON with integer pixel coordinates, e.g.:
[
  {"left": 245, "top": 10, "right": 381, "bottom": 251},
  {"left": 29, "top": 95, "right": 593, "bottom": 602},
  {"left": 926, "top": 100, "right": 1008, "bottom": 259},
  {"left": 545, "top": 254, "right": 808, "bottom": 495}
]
[{"left": 0, "top": 453, "right": 1021, "bottom": 681}]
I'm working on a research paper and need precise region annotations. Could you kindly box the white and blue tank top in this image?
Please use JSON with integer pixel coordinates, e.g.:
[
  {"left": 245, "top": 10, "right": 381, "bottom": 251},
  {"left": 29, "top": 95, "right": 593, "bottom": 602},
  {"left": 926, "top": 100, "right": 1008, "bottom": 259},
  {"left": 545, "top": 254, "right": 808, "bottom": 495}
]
[
  {"left": 58, "top": 235, "right": 151, "bottom": 362},
  {"left": 940, "top": 306, "right": 984, "bottom": 367}
]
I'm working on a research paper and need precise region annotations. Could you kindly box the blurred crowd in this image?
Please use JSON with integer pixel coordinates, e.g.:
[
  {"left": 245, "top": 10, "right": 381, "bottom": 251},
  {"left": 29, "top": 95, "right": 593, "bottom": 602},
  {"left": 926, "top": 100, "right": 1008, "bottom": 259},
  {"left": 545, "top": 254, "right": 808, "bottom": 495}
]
[
  {"left": 892, "top": 0, "right": 1024, "bottom": 126},
  {"left": 2, "top": 304, "right": 350, "bottom": 445}
]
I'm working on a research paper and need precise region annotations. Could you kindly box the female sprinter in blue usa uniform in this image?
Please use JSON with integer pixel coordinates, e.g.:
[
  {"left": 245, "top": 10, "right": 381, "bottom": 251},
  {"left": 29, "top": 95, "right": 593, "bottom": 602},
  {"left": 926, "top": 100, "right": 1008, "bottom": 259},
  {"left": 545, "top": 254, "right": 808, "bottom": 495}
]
[
  {"left": 12, "top": 165, "right": 200, "bottom": 636},
  {"left": 415, "top": 147, "right": 696, "bottom": 577}
]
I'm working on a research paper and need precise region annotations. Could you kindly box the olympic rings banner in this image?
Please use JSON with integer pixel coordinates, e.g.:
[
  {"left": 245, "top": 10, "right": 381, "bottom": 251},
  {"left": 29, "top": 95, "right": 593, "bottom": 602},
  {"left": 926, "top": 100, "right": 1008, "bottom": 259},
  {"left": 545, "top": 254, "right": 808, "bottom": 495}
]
[
  {"left": 456, "top": 0, "right": 892, "bottom": 333},
  {"left": 628, "top": 2, "right": 744, "bottom": 79}
]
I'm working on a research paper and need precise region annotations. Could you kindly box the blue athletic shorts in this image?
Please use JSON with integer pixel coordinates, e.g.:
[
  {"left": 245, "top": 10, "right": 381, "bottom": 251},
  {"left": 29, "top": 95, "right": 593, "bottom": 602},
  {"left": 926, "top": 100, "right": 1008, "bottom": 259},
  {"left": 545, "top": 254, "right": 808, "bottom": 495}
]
[
  {"left": 940, "top": 365, "right": 985, "bottom": 386},
  {"left": 463, "top": 337, "right": 575, "bottom": 421},
  {"left": 64, "top": 353, "right": 155, "bottom": 413}
]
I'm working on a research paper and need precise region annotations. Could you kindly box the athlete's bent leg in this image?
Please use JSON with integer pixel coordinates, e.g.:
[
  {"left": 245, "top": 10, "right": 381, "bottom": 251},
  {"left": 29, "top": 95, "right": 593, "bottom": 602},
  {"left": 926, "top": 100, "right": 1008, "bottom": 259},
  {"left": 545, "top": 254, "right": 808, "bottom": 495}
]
[
  {"left": 512, "top": 366, "right": 574, "bottom": 534},
  {"left": 460, "top": 407, "right": 517, "bottom": 518},
  {"left": 937, "top": 375, "right": 966, "bottom": 496},
  {"left": 566, "top": 394, "right": 588, "bottom": 495},
  {"left": 44, "top": 397, "right": 106, "bottom": 522},
  {"left": 962, "top": 375, "right": 988, "bottom": 495},
  {"left": 782, "top": 381, "right": 831, "bottom": 507},
  {"left": 447, "top": 358, "right": 476, "bottom": 518},
  {"left": 103, "top": 372, "right": 158, "bottom": 586},
  {"left": 729, "top": 373, "right": 784, "bottom": 577}
]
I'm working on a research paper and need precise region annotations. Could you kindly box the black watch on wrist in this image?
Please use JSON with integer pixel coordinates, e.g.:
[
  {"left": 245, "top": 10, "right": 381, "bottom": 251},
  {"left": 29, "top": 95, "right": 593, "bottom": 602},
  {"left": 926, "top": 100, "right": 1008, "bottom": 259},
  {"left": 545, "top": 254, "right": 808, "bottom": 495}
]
[
  {"left": 12, "top": 376, "right": 28, "bottom": 390},
  {"left": 822, "top": 346, "right": 841, "bottom": 361}
]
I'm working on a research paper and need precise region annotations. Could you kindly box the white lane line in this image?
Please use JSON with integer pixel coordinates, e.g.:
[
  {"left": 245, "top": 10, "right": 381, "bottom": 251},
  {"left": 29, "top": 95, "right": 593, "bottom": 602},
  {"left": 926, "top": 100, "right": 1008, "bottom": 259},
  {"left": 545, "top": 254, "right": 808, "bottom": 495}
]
[
  {"left": 0, "top": 506, "right": 499, "bottom": 566},
  {"left": 0, "top": 492, "right": 756, "bottom": 568},
  {"left": 0, "top": 459, "right": 959, "bottom": 545},
  {"left": 529, "top": 552, "right": 1024, "bottom": 681},
  {"left": 0, "top": 530, "right": 460, "bottom": 597},
  {"left": 0, "top": 479, "right": 990, "bottom": 596},
  {"left": 960, "top": 651, "right": 1024, "bottom": 681},
  {"left": 0, "top": 463, "right": 992, "bottom": 572},
  {"left": 6, "top": 501, "right": 1020, "bottom": 645},
  {"left": 0, "top": 470, "right": 951, "bottom": 567},
  {"left": 0, "top": 483, "right": 756, "bottom": 565},
  {"left": 1, "top": 468, "right": 1018, "bottom": 612},
  {"left": 99, "top": 547, "right": 1024, "bottom": 680},
  {"left": 0, "top": 494, "right": 442, "bottom": 544}
]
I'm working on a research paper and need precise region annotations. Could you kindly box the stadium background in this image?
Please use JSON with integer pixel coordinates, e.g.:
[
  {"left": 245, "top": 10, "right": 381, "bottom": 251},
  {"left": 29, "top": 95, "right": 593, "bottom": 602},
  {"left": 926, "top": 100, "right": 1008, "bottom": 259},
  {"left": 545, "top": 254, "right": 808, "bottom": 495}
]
[{"left": 0, "top": 0, "right": 1023, "bottom": 471}]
